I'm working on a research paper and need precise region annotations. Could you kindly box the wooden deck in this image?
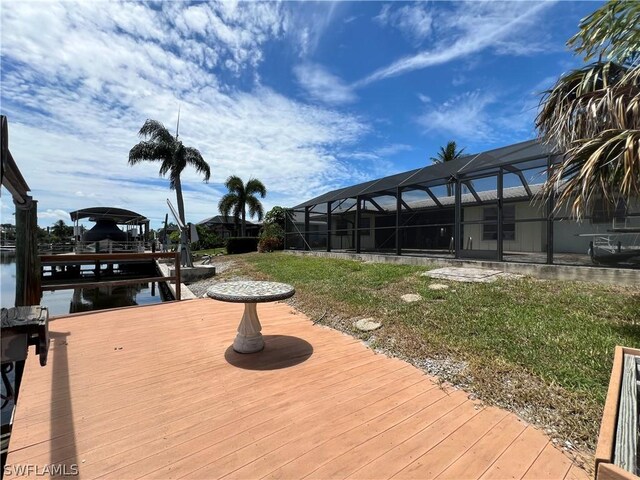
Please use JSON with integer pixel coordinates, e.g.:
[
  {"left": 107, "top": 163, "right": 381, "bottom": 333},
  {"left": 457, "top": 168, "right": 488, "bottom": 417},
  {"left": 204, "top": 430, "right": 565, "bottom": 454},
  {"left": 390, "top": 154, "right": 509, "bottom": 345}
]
[{"left": 6, "top": 299, "right": 588, "bottom": 479}]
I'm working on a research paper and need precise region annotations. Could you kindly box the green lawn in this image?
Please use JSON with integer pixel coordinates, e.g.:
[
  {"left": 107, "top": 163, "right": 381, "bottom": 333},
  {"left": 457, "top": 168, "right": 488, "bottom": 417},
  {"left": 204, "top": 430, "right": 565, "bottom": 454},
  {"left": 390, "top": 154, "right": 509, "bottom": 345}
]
[{"left": 226, "top": 252, "right": 640, "bottom": 453}]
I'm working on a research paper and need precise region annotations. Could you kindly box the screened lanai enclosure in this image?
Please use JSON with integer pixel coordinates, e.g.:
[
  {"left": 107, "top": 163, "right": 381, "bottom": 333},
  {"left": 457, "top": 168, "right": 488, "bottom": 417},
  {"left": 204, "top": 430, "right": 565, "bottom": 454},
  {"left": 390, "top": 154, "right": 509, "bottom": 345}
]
[{"left": 285, "top": 140, "right": 640, "bottom": 268}]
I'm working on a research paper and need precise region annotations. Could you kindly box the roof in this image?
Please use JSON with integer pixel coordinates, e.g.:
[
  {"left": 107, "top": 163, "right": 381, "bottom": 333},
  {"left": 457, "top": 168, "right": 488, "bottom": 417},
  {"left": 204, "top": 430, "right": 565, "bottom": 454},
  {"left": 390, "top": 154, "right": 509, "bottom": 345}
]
[
  {"left": 69, "top": 207, "right": 148, "bottom": 224},
  {"left": 293, "top": 139, "right": 558, "bottom": 209},
  {"left": 298, "top": 184, "right": 544, "bottom": 220},
  {"left": 197, "top": 215, "right": 257, "bottom": 226}
]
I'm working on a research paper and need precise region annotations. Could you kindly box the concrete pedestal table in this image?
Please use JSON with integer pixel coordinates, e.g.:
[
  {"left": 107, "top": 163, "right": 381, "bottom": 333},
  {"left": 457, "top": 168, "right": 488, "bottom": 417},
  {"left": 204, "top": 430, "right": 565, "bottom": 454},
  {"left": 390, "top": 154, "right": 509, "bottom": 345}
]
[{"left": 206, "top": 281, "right": 295, "bottom": 353}]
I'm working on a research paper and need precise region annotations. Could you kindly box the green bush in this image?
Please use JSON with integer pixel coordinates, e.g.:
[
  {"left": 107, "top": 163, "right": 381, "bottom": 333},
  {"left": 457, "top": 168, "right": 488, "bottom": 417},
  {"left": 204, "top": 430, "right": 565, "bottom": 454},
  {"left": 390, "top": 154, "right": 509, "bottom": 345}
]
[
  {"left": 258, "top": 217, "right": 284, "bottom": 253},
  {"left": 226, "top": 237, "right": 259, "bottom": 254}
]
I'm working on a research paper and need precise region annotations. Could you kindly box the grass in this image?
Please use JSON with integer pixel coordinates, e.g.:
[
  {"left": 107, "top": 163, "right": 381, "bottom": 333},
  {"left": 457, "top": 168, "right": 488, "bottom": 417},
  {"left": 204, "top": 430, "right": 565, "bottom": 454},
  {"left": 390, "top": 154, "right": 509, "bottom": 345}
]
[{"left": 220, "top": 252, "right": 640, "bottom": 458}]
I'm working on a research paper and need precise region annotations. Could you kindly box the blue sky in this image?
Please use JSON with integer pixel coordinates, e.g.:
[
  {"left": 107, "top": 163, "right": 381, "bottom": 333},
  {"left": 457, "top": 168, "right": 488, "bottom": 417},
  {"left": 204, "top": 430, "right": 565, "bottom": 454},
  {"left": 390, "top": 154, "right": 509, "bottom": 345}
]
[{"left": 0, "top": 1, "right": 599, "bottom": 228}]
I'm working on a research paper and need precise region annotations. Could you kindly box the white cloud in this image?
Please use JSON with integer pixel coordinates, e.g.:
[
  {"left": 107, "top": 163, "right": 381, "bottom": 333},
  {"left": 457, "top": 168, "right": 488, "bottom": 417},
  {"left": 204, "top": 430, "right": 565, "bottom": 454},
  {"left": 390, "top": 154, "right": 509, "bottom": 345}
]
[
  {"left": 38, "top": 209, "right": 71, "bottom": 222},
  {"left": 417, "top": 91, "right": 496, "bottom": 141},
  {"left": 356, "top": 1, "right": 555, "bottom": 87},
  {"left": 417, "top": 87, "right": 540, "bottom": 146},
  {"left": 1, "top": 1, "right": 370, "bottom": 228},
  {"left": 286, "top": 2, "right": 341, "bottom": 58},
  {"left": 294, "top": 63, "right": 357, "bottom": 105},
  {"left": 374, "top": 3, "right": 433, "bottom": 45}
]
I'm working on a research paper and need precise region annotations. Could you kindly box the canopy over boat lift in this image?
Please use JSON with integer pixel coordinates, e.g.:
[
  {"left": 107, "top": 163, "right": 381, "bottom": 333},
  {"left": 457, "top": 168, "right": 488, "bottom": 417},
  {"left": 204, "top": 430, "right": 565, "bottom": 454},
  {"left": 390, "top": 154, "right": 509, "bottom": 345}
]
[{"left": 69, "top": 207, "right": 150, "bottom": 252}]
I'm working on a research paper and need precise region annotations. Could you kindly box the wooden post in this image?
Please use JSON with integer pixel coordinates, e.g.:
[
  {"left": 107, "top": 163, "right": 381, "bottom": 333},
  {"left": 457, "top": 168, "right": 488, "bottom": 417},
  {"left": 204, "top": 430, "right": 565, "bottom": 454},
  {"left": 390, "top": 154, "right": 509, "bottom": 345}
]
[
  {"left": 14, "top": 196, "right": 41, "bottom": 306},
  {"left": 174, "top": 252, "right": 181, "bottom": 301}
]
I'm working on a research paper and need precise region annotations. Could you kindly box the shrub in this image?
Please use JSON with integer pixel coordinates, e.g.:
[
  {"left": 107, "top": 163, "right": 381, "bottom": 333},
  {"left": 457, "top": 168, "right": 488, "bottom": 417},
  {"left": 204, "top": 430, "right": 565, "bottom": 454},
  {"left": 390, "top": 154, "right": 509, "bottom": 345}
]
[
  {"left": 226, "top": 237, "right": 258, "bottom": 254},
  {"left": 258, "top": 236, "right": 283, "bottom": 253},
  {"left": 258, "top": 220, "right": 284, "bottom": 253}
]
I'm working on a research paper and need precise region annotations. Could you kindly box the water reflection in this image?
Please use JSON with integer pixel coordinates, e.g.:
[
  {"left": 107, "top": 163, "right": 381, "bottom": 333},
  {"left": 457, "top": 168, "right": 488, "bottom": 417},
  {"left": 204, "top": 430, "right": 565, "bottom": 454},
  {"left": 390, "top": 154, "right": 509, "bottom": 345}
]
[
  {"left": 0, "top": 252, "right": 164, "bottom": 315},
  {"left": 69, "top": 284, "right": 146, "bottom": 313}
]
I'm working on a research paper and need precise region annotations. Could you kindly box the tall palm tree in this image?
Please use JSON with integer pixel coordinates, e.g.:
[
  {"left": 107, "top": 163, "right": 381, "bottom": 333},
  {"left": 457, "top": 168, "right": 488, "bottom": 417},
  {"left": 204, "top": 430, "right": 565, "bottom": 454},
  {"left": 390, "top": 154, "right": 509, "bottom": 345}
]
[
  {"left": 536, "top": 0, "right": 640, "bottom": 219},
  {"left": 218, "top": 176, "right": 267, "bottom": 236},
  {"left": 430, "top": 141, "right": 465, "bottom": 196},
  {"left": 128, "top": 119, "right": 211, "bottom": 226}
]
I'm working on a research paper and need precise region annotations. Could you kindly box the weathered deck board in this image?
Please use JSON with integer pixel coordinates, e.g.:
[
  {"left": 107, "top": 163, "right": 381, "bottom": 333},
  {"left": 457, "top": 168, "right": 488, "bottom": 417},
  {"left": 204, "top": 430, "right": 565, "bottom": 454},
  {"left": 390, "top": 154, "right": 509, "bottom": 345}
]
[{"left": 6, "top": 299, "right": 588, "bottom": 479}]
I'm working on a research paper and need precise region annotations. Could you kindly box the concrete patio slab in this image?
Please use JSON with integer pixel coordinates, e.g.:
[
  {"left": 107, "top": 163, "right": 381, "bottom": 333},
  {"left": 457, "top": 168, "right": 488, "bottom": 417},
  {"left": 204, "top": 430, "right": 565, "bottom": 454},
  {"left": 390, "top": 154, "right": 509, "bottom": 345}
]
[{"left": 425, "top": 267, "right": 511, "bottom": 283}]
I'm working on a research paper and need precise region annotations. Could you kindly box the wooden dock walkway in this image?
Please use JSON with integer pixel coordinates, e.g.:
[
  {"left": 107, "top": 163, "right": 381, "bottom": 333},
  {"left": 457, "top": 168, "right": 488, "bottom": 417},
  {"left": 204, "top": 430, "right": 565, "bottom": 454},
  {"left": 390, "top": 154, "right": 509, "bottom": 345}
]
[{"left": 6, "top": 299, "right": 588, "bottom": 479}]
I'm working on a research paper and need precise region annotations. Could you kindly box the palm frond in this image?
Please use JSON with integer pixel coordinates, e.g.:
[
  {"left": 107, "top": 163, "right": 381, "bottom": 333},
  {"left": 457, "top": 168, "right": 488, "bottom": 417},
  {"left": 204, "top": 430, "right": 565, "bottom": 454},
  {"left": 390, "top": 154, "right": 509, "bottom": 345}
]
[
  {"left": 128, "top": 142, "right": 168, "bottom": 165},
  {"left": 218, "top": 193, "right": 239, "bottom": 220},
  {"left": 542, "top": 129, "right": 640, "bottom": 219},
  {"left": 246, "top": 196, "right": 264, "bottom": 221},
  {"left": 184, "top": 147, "right": 211, "bottom": 182},
  {"left": 536, "top": 61, "right": 639, "bottom": 151},
  {"left": 224, "top": 175, "right": 244, "bottom": 194},
  {"left": 430, "top": 141, "right": 465, "bottom": 164},
  {"left": 568, "top": 0, "right": 640, "bottom": 66},
  {"left": 138, "top": 119, "right": 175, "bottom": 145},
  {"left": 245, "top": 178, "right": 266, "bottom": 198}
]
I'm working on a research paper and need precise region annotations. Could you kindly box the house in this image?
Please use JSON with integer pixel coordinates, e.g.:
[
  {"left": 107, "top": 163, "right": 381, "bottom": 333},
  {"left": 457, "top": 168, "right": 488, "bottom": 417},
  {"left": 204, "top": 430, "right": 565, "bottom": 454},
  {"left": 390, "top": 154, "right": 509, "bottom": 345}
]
[
  {"left": 196, "top": 215, "right": 261, "bottom": 238},
  {"left": 286, "top": 140, "right": 640, "bottom": 267}
]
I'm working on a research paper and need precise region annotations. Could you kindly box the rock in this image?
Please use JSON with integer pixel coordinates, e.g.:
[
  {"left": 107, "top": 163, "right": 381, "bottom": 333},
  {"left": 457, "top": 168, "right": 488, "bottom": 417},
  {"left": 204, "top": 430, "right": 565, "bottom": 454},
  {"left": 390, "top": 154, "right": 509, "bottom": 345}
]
[
  {"left": 428, "top": 283, "right": 449, "bottom": 290},
  {"left": 401, "top": 293, "right": 422, "bottom": 303},
  {"left": 354, "top": 318, "right": 382, "bottom": 331}
]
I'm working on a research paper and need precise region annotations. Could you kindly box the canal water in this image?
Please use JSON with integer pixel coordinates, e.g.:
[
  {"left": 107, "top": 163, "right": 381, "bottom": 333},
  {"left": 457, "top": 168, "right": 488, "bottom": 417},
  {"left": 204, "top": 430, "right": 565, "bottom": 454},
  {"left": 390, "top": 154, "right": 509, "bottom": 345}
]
[{"left": 0, "top": 252, "right": 164, "bottom": 316}]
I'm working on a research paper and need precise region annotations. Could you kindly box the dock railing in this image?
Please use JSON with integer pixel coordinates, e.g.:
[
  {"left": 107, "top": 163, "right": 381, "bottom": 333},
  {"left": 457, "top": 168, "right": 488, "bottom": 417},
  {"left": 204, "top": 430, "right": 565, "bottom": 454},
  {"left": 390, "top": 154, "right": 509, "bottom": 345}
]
[{"left": 39, "top": 252, "right": 182, "bottom": 300}]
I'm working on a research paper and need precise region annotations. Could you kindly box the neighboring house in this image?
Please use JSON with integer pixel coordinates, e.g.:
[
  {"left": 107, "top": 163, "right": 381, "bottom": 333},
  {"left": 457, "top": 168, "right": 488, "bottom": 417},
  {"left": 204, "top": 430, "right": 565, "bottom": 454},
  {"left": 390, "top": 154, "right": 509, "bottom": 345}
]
[
  {"left": 197, "top": 215, "right": 261, "bottom": 238},
  {"left": 286, "top": 139, "right": 640, "bottom": 267}
]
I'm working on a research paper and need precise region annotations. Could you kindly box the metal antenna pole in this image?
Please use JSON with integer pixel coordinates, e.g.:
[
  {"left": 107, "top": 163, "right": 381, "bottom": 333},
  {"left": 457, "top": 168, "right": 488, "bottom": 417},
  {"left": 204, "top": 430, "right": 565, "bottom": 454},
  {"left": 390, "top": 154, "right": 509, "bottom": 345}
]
[{"left": 175, "top": 105, "right": 181, "bottom": 140}]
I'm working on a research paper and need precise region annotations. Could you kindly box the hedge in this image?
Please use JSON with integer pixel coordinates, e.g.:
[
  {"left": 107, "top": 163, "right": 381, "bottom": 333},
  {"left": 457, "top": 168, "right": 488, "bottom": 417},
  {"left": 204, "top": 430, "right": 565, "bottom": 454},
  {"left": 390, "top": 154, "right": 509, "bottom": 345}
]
[{"left": 226, "top": 237, "right": 259, "bottom": 254}]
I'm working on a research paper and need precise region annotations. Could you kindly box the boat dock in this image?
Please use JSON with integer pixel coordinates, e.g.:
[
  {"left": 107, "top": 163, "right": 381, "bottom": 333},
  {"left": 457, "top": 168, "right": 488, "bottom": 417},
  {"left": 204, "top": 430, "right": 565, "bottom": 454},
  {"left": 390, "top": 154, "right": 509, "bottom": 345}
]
[{"left": 5, "top": 299, "right": 587, "bottom": 479}]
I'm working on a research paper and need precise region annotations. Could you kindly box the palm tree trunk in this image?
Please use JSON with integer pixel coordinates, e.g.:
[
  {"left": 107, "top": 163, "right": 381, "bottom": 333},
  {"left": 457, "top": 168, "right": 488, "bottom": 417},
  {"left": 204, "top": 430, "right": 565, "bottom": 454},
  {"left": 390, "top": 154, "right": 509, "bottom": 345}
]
[
  {"left": 174, "top": 175, "right": 193, "bottom": 267},
  {"left": 175, "top": 175, "right": 186, "bottom": 226},
  {"left": 241, "top": 209, "right": 246, "bottom": 237}
]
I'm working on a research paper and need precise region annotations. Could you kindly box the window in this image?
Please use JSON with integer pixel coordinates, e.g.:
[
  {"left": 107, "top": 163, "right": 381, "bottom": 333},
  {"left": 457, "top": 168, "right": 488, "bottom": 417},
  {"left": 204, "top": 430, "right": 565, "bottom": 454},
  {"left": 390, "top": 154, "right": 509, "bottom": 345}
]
[
  {"left": 591, "top": 198, "right": 626, "bottom": 224},
  {"left": 482, "top": 205, "right": 515, "bottom": 241}
]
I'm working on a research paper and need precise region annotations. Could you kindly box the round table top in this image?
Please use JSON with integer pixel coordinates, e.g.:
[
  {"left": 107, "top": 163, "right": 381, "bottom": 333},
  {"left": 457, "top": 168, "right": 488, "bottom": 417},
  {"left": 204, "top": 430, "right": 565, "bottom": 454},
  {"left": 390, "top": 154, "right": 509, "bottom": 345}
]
[{"left": 206, "top": 281, "right": 295, "bottom": 303}]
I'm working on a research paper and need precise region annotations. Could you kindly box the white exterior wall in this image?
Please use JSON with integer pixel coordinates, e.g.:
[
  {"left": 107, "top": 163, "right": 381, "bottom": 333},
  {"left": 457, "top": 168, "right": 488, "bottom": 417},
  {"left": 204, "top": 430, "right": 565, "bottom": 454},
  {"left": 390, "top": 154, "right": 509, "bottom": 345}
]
[
  {"left": 463, "top": 203, "right": 546, "bottom": 252},
  {"left": 553, "top": 198, "right": 640, "bottom": 254},
  {"left": 322, "top": 198, "right": 639, "bottom": 254}
]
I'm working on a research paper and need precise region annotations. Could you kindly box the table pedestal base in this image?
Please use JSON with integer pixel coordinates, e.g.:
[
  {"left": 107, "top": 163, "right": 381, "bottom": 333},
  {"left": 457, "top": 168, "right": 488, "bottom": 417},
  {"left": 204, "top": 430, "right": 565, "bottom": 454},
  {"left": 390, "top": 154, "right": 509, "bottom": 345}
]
[{"left": 233, "top": 303, "right": 264, "bottom": 353}]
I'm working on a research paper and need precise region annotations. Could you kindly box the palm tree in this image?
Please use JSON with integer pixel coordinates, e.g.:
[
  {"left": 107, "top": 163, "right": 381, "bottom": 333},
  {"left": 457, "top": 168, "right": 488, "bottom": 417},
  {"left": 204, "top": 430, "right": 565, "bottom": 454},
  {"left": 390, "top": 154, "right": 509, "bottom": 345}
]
[
  {"left": 536, "top": 1, "right": 640, "bottom": 219},
  {"left": 218, "top": 176, "right": 267, "bottom": 236},
  {"left": 51, "top": 219, "right": 72, "bottom": 242},
  {"left": 430, "top": 141, "right": 465, "bottom": 196},
  {"left": 128, "top": 119, "right": 210, "bottom": 266},
  {"left": 129, "top": 119, "right": 210, "bottom": 225}
]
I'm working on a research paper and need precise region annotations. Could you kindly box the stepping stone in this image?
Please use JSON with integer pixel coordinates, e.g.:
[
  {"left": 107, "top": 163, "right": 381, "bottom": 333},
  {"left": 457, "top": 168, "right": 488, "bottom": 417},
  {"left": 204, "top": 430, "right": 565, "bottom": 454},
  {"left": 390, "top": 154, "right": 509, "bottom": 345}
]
[
  {"left": 401, "top": 293, "right": 422, "bottom": 303},
  {"left": 426, "top": 267, "right": 505, "bottom": 283},
  {"left": 354, "top": 318, "right": 382, "bottom": 331},
  {"left": 428, "top": 283, "right": 449, "bottom": 290}
]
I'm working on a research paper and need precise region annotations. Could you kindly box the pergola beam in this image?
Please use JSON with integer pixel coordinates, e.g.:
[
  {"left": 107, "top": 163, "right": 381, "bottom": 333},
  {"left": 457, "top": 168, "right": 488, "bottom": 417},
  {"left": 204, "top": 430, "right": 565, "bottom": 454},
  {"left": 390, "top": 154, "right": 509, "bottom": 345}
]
[
  {"left": 463, "top": 181, "right": 483, "bottom": 205},
  {"left": 363, "top": 197, "right": 386, "bottom": 213},
  {"left": 503, "top": 165, "right": 533, "bottom": 198},
  {"left": 410, "top": 185, "right": 443, "bottom": 208}
]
